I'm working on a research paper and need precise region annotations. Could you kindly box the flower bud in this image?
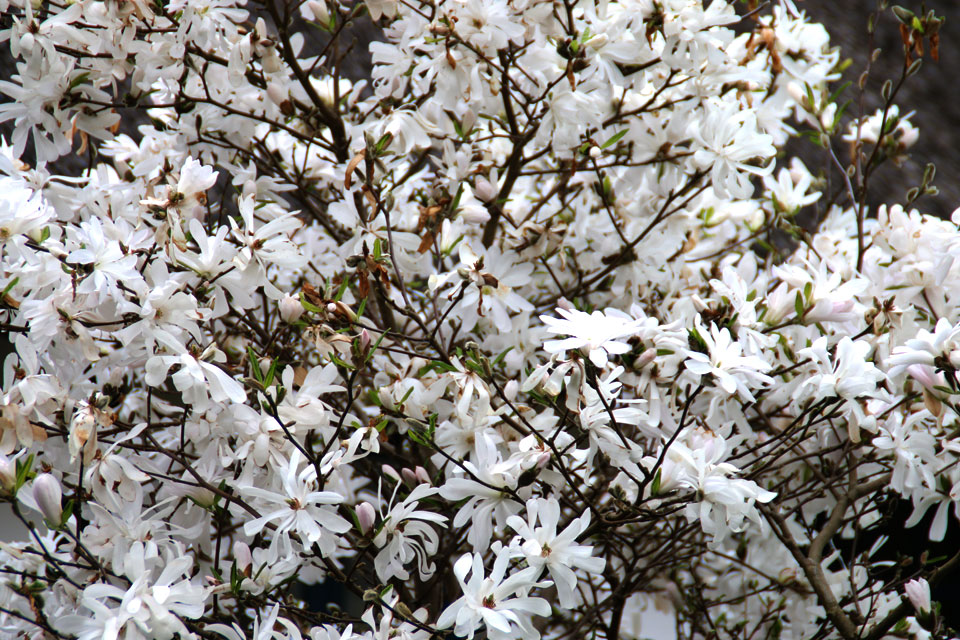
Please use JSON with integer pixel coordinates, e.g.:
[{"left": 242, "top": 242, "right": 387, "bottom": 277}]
[
  {"left": 820, "top": 102, "right": 837, "bottom": 130},
  {"left": 266, "top": 82, "right": 287, "bottom": 106},
  {"left": 233, "top": 540, "right": 252, "bottom": 576},
  {"left": 473, "top": 176, "right": 498, "bottom": 203},
  {"left": 503, "top": 380, "right": 519, "bottom": 402},
  {"left": 414, "top": 466, "right": 430, "bottom": 485},
  {"left": 401, "top": 467, "right": 417, "bottom": 486},
  {"left": 305, "top": 0, "right": 329, "bottom": 23},
  {"left": 904, "top": 578, "right": 931, "bottom": 614},
  {"left": 279, "top": 293, "right": 305, "bottom": 323},
  {"left": 584, "top": 33, "right": 609, "bottom": 50},
  {"left": 0, "top": 456, "right": 15, "bottom": 491},
  {"left": 635, "top": 347, "right": 657, "bottom": 369},
  {"left": 381, "top": 464, "right": 400, "bottom": 483},
  {"left": 356, "top": 501, "right": 376, "bottom": 534},
  {"left": 32, "top": 474, "right": 63, "bottom": 526}
]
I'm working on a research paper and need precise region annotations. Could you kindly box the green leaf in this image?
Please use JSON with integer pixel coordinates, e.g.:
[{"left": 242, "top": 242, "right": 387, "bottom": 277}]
[
  {"left": 794, "top": 291, "right": 805, "bottom": 318},
  {"left": 601, "top": 129, "right": 628, "bottom": 149},
  {"left": 451, "top": 183, "right": 464, "bottom": 212},
  {"left": 247, "top": 347, "right": 263, "bottom": 384},
  {"left": 15, "top": 453, "right": 35, "bottom": 493},
  {"left": 263, "top": 358, "right": 279, "bottom": 388},
  {"left": 397, "top": 385, "right": 415, "bottom": 406},
  {"left": 650, "top": 468, "right": 662, "bottom": 496},
  {"left": 1, "top": 277, "right": 19, "bottom": 299},
  {"left": 299, "top": 293, "right": 323, "bottom": 314},
  {"left": 230, "top": 561, "right": 242, "bottom": 594},
  {"left": 366, "top": 331, "right": 387, "bottom": 363},
  {"left": 492, "top": 347, "right": 514, "bottom": 368}
]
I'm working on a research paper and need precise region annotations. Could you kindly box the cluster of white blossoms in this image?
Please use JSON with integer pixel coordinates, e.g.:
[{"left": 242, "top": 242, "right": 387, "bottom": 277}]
[{"left": 0, "top": 0, "right": 956, "bottom": 638}]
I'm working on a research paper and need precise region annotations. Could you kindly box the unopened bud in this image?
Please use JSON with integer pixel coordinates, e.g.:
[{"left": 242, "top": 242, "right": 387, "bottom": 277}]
[
  {"left": 381, "top": 464, "right": 400, "bottom": 483},
  {"left": 279, "top": 293, "right": 305, "bottom": 323},
  {"left": 904, "top": 578, "right": 931, "bottom": 615},
  {"left": 473, "top": 176, "right": 498, "bottom": 203},
  {"left": 778, "top": 567, "right": 798, "bottom": 585},
  {"left": 401, "top": 467, "right": 417, "bottom": 486},
  {"left": 356, "top": 501, "right": 376, "bottom": 534},
  {"left": 0, "top": 456, "right": 15, "bottom": 491},
  {"left": 503, "top": 379, "right": 519, "bottom": 401},
  {"left": 584, "top": 33, "right": 609, "bottom": 50},
  {"left": 305, "top": 0, "right": 329, "bottom": 23},
  {"left": 359, "top": 329, "right": 372, "bottom": 352},
  {"left": 233, "top": 541, "right": 252, "bottom": 575},
  {"left": 32, "top": 474, "right": 63, "bottom": 526},
  {"left": 414, "top": 466, "right": 431, "bottom": 485},
  {"left": 635, "top": 347, "right": 657, "bottom": 369},
  {"left": 266, "top": 82, "right": 287, "bottom": 106}
]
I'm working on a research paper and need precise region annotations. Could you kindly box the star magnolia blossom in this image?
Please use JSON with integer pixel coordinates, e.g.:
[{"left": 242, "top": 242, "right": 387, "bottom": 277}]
[
  {"left": 0, "top": 0, "right": 955, "bottom": 639},
  {"left": 437, "top": 552, "right": 551, "bottom": 640}
]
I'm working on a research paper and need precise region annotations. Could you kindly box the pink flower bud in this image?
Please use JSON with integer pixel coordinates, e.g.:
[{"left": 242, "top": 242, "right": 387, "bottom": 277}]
[
  {"left": 401, "top": 467, "right": 417, "bottom": 486},
  {"left": 473, "top": 176, "right": 498, "bottom": 203},
  {"left": 536, "top": 452, "right": 551, "bottom": 469},
  {"left": 414, "top": 466, "right": 431, "bottom": 485},
  {"left": 904, "top": 578, "right": 931, "bottom": 614},
  {"left": 356, "top": 501, "right": 376, "bottom": 534},
  {"left": 381, "top": 464, "right": 400, "bottom": 483},
  {"left": 32, "top": 474, "right": 62, "bottom": 526},
  {"left": 305, "top": 0, "right": 329, "bottom": 23}
]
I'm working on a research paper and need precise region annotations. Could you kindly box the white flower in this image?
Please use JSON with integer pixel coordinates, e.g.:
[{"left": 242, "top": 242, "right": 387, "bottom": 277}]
[
  {"left": 242, "top": 450, "right": 351, "bottom": 552},
  {"left": 437, "top": 552, "right": 551, "bottom": 640},
  {"left": 541, "top": 307, "right": 643, "bottom": 368},
  {"left": 372, "top": 483, "right": 447, "bottom": 581},
  {"left": 145, "top": 343, "right": 247, "bottom": 412},
  {"left": 691, "top": 102, "right": 776, "bottom": 199},
  {"left": 797, "top": 337, "right": 886, "bottom": 442},
  {"left": 32, "top": 473, "right": 63, "bottom": 525},
  {"left": 684, "top": 316, "right": 773, "bottom": 402},
  {"left": 506, "top": 497, "right": 606, "bottom": 608},
  {"left": 904, "top": 578, "right": 931, "bottom": 614}
]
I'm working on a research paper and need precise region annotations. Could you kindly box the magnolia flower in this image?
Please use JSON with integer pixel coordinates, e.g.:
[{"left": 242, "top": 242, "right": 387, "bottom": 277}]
[
  {"left": 797, "top": 337, "right": 886, "bottom": 442},
  {"left": 541, "top": 307, "right": 644, "bottom": 368},
  {"left": 506, "top": 497, "right": 606, "bottom": 608},
  {"left": 437, "top": 552, "right": 551, "bottom": 640},
  {"left": 32, "top": 473, "right": 63, "bottom": 525},
  {"left": 145, "top": 344, "right": 247, "bottom": 412},
  {"left": 242, "top": 451, "right": 351, "bottom": 553},
  {"left": 684, "top": 316, "right": 773, "bottom": 402},
  {"left": 372, "top": 483, "right": 447, "bottom": 581},
  {"left": 904, "top": 578, "right": 931, "bottom": 614},
  {"left": 691, "top": 102, "right": 776, "bottom": 199}
]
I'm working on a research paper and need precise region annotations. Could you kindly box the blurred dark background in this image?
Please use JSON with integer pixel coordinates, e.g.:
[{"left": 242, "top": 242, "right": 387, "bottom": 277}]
[{"left": 798, "top": 0, "right": 959, "bottom": 219}]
